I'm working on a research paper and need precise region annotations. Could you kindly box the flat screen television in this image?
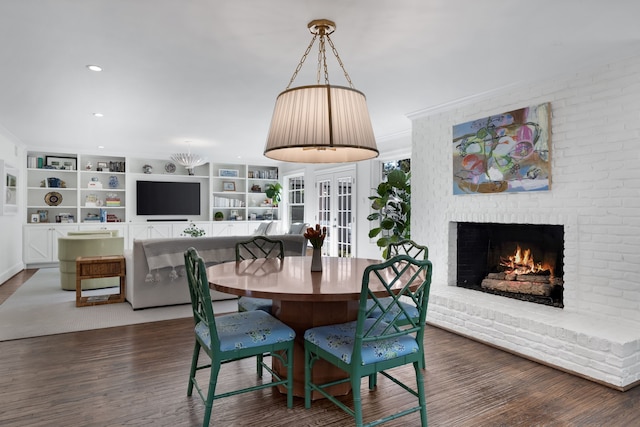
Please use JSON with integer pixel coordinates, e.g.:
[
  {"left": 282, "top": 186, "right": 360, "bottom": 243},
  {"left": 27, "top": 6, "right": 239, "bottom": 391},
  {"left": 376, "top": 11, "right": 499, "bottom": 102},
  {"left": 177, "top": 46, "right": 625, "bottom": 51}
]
[{"left": 136, "top": 180, "right": 201, "bottom": 216}]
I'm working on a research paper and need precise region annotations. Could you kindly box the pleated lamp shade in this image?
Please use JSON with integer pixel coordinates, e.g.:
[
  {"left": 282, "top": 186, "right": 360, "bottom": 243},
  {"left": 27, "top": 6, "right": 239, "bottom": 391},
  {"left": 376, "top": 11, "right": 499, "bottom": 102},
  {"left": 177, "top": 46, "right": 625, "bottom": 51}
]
[{"left": 263, "top": 85, "right": 379, "bottom": 163}]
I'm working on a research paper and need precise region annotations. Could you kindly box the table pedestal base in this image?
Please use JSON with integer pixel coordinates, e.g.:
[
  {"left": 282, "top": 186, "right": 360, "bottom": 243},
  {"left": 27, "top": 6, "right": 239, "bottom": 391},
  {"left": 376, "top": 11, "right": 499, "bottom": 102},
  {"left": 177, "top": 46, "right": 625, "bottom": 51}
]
[{"left": 271, "top": 299, "right": 358, "bottom": 399}]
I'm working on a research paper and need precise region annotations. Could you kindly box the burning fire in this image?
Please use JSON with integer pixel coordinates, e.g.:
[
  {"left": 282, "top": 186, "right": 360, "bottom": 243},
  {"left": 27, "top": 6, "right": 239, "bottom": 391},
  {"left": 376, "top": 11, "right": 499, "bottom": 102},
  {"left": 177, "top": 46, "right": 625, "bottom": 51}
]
[{"left": 500, "top": 245, "right": 554, "bottom": 277}]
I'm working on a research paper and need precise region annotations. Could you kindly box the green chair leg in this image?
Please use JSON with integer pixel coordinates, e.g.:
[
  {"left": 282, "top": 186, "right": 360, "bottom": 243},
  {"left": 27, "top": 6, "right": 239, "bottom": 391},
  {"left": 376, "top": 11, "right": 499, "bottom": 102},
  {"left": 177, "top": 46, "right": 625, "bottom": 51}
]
[{"left": 187, "top": 341, "right": 200, "bottom": 397}]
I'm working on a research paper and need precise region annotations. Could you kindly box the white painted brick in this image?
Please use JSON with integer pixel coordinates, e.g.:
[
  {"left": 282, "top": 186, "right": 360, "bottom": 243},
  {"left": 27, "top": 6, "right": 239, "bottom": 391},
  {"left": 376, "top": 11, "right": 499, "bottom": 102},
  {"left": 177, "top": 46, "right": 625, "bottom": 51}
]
[{"left": 413, "top": 54, "right": 640, "bottom": 388}]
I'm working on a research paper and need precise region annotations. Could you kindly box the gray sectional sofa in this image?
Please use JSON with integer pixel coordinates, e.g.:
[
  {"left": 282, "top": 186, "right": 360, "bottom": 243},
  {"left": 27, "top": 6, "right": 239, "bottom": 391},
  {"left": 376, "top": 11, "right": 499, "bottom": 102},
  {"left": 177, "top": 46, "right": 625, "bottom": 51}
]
[{"left": 125, "top": 234, "right": 307, "bottom": 309}]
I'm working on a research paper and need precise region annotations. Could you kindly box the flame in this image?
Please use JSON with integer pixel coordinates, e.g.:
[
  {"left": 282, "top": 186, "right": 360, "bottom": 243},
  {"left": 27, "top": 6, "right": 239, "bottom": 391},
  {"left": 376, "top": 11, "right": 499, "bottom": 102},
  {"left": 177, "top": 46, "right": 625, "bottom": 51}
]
[{"left": 500, "top": 245, "right": 554, "bottom": 277}]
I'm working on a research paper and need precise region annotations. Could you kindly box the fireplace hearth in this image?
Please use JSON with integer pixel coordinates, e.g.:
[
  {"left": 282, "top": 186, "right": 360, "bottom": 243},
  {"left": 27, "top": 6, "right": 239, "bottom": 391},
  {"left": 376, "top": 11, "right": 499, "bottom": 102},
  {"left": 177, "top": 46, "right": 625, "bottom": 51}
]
[{"left": 456, "top": 222, "right": 564, "bottom": 307}]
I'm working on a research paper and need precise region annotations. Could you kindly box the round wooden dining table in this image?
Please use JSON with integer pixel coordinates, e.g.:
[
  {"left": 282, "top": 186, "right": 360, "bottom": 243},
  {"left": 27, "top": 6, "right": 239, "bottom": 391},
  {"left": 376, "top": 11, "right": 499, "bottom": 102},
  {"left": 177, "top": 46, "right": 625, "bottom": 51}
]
[{"left": 206, "top": 255, "right": 383, "bottom": 398}]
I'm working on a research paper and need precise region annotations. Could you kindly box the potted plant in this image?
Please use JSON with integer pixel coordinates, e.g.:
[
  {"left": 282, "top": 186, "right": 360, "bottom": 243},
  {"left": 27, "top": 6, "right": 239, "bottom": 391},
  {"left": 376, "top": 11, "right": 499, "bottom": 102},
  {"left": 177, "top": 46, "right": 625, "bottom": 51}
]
[
  {"left": 367, "top": 168, "right": 411, "bottom": 257},
  {"left": 264, "top": 182, "right": 283, "bottom": 206},
  {"left": 181, "top": 221, "right": 206, "bottom": 237},
  {"left": 214, "top": 211, "right": 224, "bottom": 221},
  {"left": 265, "top": 182, "right": 282, "bottom": 220}
]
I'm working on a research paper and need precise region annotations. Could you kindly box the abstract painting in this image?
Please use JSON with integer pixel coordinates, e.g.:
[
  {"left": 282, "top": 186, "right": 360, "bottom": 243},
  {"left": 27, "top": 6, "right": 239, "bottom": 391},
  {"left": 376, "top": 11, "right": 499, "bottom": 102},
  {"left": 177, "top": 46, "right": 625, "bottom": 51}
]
[{"left": 452, "top": 103, "right": 551, "bottom": 194}]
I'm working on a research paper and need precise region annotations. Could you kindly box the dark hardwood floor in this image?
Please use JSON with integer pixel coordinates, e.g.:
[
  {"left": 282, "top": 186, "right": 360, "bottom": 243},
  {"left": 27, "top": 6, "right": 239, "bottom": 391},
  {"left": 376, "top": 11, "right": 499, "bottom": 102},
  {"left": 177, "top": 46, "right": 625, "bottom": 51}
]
[{"left": 1, "top": 271, "right": 639, "bottom": 426}]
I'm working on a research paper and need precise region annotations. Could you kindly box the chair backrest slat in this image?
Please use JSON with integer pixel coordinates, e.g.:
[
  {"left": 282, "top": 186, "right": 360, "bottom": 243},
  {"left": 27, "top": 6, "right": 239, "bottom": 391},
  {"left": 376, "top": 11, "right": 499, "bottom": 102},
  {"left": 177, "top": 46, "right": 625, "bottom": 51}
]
[
  {"left": 354, "top": 254, "right": 432, "bottom": 364},
  {"left": 385, "top": 239, "right": 429, "bottom": 261},
  {"left": 184, "top": 247, "right": 220, "bottom": 349},
  {"left": 235, "top": 236, "right": 285, "bottom": 261}
]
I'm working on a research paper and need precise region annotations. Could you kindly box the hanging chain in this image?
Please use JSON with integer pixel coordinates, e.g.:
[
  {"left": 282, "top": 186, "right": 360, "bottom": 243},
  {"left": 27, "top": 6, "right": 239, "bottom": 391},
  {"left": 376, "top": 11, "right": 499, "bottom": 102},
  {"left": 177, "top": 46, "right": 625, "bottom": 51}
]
[
  {"left": 285, "top": 20, "right": 355, "bottom": 90},
  {"left": 285, "top": 34, "right": 317, "bottom": 90},
  {"left": 318, "top": 33, "right": 328, "bottom": 85},
  {"left": 325, "top": 34, "right": 354, "bottom": 89}
]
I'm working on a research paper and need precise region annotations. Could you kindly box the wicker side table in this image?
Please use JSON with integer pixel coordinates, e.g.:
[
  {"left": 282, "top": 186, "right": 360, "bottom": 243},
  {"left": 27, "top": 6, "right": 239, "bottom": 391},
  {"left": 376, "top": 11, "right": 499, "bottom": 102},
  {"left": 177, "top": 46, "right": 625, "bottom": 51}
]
[{"left": 76, "top": 255, "right": 126, "bottom": 307}]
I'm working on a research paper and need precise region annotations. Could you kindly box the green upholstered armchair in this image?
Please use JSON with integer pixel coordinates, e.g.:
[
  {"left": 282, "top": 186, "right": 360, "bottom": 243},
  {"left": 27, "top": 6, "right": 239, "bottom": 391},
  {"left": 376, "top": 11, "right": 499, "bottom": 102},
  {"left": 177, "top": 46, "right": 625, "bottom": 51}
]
[{"left": 58, "top": 232, "right": 124, "bottom": 290}]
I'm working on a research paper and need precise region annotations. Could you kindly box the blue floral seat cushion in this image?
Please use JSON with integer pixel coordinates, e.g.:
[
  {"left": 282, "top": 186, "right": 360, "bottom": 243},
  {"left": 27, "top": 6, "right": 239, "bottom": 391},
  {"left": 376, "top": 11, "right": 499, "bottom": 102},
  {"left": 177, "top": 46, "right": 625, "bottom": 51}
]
[
  {"left": 366, "top": 297, "right": 419, "bottom": 324},
  {"left": 195, "top": 310, "right": 294, "bottom": 352},
  {"left": 238, "top": 296, "right": 273, "bottom": 313},
  {"left": 304, "top": 319, "right": 419, "bottom": 365}
]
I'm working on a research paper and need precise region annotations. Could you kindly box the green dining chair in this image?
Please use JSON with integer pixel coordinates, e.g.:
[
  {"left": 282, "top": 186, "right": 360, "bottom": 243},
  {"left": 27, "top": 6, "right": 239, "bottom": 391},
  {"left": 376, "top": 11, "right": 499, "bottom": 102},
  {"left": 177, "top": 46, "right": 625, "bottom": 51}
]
[
  {"left": 184, "top": 247, "right": 295, "bottom": 427},
  {"left": 235, "top": 236, "right": 284, "bottom": 314},
  {"left": 367, "top": 239, "right": 429, "bottom": 325},
  {"left": 304, "top": 254, "right": 433, "bottom": 427}
]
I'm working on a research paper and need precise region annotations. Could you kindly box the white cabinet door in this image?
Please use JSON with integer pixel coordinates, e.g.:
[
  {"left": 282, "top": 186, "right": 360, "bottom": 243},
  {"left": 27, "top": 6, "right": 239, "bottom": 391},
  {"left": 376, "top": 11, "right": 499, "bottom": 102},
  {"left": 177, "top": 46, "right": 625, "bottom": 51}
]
[
  {"left": 147, "top": 223, "right": 172, "bottom": 238},
  {"left": 23, "top": 224, "right": 78, "bottom": 264},
  {"left": 23, "top": 226, "right": 52, "bottom": 264},
  {"left": 128, "top": 223, "right": 173, "bottom": 247},
  {"left": 210, "top": 221, "right": 250, "bottom": 237}
]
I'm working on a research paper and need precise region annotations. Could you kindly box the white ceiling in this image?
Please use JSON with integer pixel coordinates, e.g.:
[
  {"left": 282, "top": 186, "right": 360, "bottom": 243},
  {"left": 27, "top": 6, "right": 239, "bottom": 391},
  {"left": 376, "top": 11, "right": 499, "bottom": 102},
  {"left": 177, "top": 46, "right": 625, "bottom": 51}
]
[{"left": 1, "top": 0, "right": 639, "bottom": 164}]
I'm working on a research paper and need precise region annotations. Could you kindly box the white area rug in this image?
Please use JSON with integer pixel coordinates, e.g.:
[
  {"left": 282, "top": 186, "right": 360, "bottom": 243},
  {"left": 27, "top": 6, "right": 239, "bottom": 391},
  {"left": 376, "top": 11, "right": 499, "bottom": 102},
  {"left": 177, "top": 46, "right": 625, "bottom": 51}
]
[{"left": 0, "top": 268, "right": 238, "bottom": 341}]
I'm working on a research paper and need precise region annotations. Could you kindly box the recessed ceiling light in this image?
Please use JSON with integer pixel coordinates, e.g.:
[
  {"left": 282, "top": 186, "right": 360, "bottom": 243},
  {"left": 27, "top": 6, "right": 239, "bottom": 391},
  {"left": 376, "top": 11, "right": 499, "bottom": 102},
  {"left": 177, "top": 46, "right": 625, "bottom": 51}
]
[
  {"left": 97, "top": 145, "right": 105, "bottom": 150},
  {"left": 93, "top": 113, "right": 104, "bottom": 117},
  {"left": 86, "top": 65, "right": 103, "bottom": 72}
]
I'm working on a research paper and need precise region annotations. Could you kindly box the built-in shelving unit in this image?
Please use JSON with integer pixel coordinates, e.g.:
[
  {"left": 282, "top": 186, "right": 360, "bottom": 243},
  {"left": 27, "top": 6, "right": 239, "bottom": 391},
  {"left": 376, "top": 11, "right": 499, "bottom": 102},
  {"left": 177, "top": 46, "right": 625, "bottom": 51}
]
[
  {"left": 211, "top": 163, "right": 279, "bottom": 221},
  {"left": 23, "top": 152, "right": 281, "bottom": 266},
  {"left": 24, "top": 151, "right": 280, "bottom": 225}
]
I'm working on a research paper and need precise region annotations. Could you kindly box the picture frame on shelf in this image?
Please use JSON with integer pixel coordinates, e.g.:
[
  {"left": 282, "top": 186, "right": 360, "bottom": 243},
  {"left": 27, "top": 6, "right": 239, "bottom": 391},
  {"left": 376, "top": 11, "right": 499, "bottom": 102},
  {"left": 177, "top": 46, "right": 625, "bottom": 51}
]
[
  {"left": 37, "top": 209, "right": 49, "bottom": 223},
  {"left": 219, "top": 169, "right": 239, "bottom": 177},
  {"left": 223, "top": 181, "right": 236, "bottom": 191},
  {"left": 96, "top": 161, "right": 108, "bottom": 171},
  {"left": 45, "top": 156, "right": 77, "bottom": 170}
]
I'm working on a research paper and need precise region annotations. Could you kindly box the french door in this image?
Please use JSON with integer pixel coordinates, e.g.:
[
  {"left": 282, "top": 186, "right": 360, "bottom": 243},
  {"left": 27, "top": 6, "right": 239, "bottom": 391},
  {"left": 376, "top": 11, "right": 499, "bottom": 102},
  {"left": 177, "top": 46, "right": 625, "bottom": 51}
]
[{"left": 315, "top": 168, "right": 356, "bottom": 257}]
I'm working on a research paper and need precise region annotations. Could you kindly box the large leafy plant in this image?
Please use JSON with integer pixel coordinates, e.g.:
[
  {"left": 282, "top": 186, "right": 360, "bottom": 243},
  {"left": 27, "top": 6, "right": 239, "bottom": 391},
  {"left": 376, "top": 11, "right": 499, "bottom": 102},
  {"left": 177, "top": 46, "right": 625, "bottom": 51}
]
[
  {"left": 367, "top": 168, "right": 411, "bottom": 255},
  {"left": 265, "top": 182, "right": 283, "bottom": 206}
]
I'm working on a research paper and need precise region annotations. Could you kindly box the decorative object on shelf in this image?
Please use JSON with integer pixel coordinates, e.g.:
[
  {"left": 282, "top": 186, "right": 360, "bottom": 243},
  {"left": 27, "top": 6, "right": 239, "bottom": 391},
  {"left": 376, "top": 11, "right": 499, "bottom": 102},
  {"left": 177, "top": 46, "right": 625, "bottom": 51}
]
[
  {"left": 263, "top": 19, "right": 378, "bottom": 163},
  {"left": 218, "top": 168, "right": 239, "bottom": 177},
  {"left": 85, "top": 194, "right": 98, "bottom": 207},
  {"left": 85, "top": 161, "right": 92, "bottom": 170},
  {"left": 40, "top": 177, "right": 66, "bottom": 188},
  {"left": 30, "top": 213, "right": 39, "bottom": 223},
  {"left": 105, "top": 193, "right": 121, "bottom": 207},
  {"left": 171, "top": 141, "right": 206, "bottom": 175},
  {"left": 164, "top": 162, "right": 176, "bottom": 174},
  {"left": 44, "top": 191, "right": 62, "bottom": 206},
  {"left": 47, "top": 177, "right": 61, "bottom": 188},
  {"left": 88, "top": 176, "right": 102, "bottom": 189},
  {"left": 45, "top": 156, "right": 77, "bottom": 170},
  {"left": 37, "top": 209, "right": 49, "bottom": 223},
  {"left": 214, "top": 211, "right": 224, "bottom": 221},
  {"left": 97, "top": 161, "right": 108, "bottom": 171},
  {"left": 55, "top": 212, "right": 74, "bottom": 223},
  {"left": 222, "top": 181, "right": 236, "bottom": 191},
  {"left": 181, "top": 221, "right": 206, "bottom": 237},
  {"left": 304, "top": 224, "right": 327, "bottom": 272},
  {"left": 84, "top": 212, "right": 100, "bottom": 222},
  {"left": 106, "top": 213, "right": 122, "bottom": 222},
  {"left": 251, "top": 184, "right": 261, "bottom": 192},
  {"left": 142, "top": 164, "right": 153, "bottom": 174},
  {"left": 108, "top": 175, "right": 119, "bottom": 188},
  {"left": 108, "top": 161, "right": 126, "bottom": 172}
]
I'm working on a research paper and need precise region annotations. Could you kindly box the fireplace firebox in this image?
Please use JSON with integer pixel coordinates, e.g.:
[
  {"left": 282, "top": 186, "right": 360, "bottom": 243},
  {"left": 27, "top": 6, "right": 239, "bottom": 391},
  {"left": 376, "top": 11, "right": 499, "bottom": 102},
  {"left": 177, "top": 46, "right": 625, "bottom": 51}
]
[{"left": 456, "top": 222, "right": 564, "bottom": 307}]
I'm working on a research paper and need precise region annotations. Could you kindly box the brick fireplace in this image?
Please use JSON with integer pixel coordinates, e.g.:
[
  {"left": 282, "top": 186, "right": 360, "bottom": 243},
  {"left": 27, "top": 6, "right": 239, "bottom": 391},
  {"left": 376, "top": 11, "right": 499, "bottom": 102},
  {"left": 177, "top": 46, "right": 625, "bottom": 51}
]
[{"left": 408, "top": 54, "right": 640, "bottom": 390}]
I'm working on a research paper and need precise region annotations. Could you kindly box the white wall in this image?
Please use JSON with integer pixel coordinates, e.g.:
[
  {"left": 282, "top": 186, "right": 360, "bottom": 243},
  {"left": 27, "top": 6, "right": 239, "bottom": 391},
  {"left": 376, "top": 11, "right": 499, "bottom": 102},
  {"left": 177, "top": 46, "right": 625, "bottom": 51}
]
[
  {"left": 0, "top": 125, "right": 25, "bottom": 282},
  {"left": 410, "top": 54, "right": 640, "bottom": 388}
]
